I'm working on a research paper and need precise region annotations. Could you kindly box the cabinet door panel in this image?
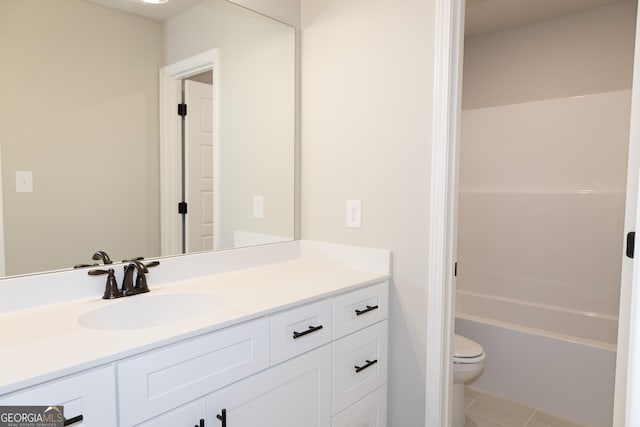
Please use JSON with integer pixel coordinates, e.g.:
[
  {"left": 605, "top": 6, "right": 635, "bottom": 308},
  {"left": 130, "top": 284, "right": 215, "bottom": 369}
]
[
  {"left": 332, "top": 321, "right": 387, "bottom": 414},
  {"left": 137, "top": 399, "right": 205, "bottom": 427},
  {"left": 207, "top": 345, "right": 331, "bottom": 427},
  {"left": 332, "top": 386, "right": 386, "bottom": 427},
  {"left": 333, "top": 282, "right": 388, "bottom": 340},
  {"left": 0, "top": 366, "right": 116, "bottom": 427},
  {"left": 270, "top": 299, "right": 332, "bottom": 365},
  {"left": 118, "top": 318, "right": 269, "bottom": 426}
]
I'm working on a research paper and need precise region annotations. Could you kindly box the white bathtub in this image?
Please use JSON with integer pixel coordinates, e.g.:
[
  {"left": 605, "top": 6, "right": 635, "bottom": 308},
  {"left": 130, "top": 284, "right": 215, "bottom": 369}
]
[{"left": 455, "top": 290, "right": 617, "bottom": 427}]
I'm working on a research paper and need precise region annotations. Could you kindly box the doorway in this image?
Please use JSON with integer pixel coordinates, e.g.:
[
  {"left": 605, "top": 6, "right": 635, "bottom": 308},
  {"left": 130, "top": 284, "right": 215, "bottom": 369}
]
[
  {"left": 456, "top": 1, "right": 636, "bottom": 426},
  {"left": 159, "top": 50, "right": 220, "bottom": 257}
]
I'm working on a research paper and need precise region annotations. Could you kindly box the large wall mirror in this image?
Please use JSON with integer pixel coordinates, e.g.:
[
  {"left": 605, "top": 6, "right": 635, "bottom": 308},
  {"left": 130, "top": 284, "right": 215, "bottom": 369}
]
[{"left": 0, "top": 0, "right": 296, "bottom": 277}]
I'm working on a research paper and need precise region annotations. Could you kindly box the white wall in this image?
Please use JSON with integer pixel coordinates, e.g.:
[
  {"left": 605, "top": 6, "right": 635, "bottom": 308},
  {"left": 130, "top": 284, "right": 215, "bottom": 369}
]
[
  {"left": 227, "top": 0, "right": 300, "bottom": 28},
  {"left": 300, "top": 0, "right": 436, "bottom": 425},
  {"left": 462, "top": 0, "right": 636, "bottom": 109},
  {"left": 0, "top": 0, "right": 162, "bottom": 275},
  {"left": 164, "top": 0, "right": 296, "bottom": 250}
]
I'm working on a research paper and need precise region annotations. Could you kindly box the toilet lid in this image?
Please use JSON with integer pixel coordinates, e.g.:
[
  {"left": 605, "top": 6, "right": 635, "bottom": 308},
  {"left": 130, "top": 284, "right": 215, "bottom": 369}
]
[{"left": 453, "top": 334, "right": 483, "bottom": 358}]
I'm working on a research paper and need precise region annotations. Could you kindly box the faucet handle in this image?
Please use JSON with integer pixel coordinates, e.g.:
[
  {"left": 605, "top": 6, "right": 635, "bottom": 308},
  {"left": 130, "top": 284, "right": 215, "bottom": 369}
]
[
  {"left": 122, "top": 256, "right": 144, "bottom": 263},
  {"left": 74, "top": 263, "right": 99, "bottom": 269},
  {"left": 88, "top": 268, "right": 121, "bottom": 299}
]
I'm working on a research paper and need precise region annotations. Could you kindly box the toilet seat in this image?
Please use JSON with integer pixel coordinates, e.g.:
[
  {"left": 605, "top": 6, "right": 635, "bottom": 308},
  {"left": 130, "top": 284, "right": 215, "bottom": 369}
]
[{"left": 453, "top": 334, "right": 485, "bottom": 364}]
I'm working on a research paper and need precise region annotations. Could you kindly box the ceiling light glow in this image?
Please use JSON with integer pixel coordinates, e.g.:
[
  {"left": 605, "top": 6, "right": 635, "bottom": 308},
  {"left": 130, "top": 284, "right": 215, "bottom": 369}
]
[{"left": 140, "top": 0, "right": 169, "bottom": 4}]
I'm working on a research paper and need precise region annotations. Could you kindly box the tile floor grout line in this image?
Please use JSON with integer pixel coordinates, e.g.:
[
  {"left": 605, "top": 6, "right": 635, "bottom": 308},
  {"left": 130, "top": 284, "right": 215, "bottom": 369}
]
[
  {"left": 523, "top": 409, "right": 538, "bottom": 426},
  {"left": 465, "top": 394, "right": 481, "bottom": 410}
]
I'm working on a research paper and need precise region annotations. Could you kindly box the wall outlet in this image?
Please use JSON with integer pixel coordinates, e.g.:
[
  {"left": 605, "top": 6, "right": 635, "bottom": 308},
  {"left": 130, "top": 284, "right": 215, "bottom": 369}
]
[
  {"left": 253, "top": 196, "right": 264, "bottom": 219},
  {"left": 346, "top": 200, "right": 362, "bottom": 228}
]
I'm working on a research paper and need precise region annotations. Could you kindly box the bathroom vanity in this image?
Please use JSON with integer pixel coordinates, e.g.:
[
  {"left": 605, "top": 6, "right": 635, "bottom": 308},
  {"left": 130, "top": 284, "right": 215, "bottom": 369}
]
[{"left": 0, "top": 241, "right": 390, "bottom": 427}]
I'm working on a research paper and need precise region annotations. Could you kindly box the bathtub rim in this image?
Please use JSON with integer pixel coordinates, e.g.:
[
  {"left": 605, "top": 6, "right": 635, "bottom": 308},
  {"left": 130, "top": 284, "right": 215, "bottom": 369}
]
[{"left": 455, "top": 310, "right": 617, "bottom": 352}]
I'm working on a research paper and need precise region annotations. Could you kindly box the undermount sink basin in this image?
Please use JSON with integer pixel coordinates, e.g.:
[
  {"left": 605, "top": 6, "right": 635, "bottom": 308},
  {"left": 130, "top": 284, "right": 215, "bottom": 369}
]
[{"left": 78, "top": 293, "right": 224, "bottom": 330}]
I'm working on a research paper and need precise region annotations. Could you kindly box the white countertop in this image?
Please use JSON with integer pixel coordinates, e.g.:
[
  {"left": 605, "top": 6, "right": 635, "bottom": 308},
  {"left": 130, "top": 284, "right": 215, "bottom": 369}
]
[{"left": 0, "top": 241, "right": 390, "bottom": 395}]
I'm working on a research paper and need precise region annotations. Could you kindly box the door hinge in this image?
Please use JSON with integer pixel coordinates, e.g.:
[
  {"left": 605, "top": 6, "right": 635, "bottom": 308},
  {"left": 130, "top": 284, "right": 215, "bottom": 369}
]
[
  {"left": 177, "top": 103, "right": 187, "bottom": 117},
  {"left": 627, "top": 232, "right": 635, "bottom": 259},
  {"left": 178, "top": 202, "right": 188, "bottom": 214}
]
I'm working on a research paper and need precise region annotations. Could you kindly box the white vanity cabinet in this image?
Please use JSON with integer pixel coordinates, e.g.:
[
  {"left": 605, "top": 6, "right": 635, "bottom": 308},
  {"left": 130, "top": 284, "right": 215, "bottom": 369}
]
[
  {"left": 0, "top": 365, "right": 117, "bottom": 427},
  {"left": 126, "top": 281, "right": 388, "bottom": 427},
  {"left": 0, "top": 279, "right": 388, "bottom": 427}
]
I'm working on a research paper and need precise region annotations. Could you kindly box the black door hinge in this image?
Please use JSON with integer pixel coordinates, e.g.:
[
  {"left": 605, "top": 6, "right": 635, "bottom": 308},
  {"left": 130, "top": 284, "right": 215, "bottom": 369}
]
[
  {"left": 178, "top": 103, "right": 187, "bottom": 117},
  {"left": 178, "top": 202, "right": 188, "bottom": 214},
  {"left": 627, "top": 232, "right": 635, "bottom": 259}
]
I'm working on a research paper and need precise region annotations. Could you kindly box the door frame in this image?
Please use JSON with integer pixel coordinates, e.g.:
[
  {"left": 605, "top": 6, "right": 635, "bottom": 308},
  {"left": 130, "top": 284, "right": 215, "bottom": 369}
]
[
  {"left": 428, "top": 0, "right": 640, "bottom": 426},
  {"left": 425, "top": 0, "right": 464, "bottom": 425},
  {"left": 159, "top": 49, "right": 220, "bottom": 256},
  {"left": 616, "top": 3, "right": 640, "bottom": 424},
  {"left": 0, "top": 144, "right": 5, "bottom": 277}
]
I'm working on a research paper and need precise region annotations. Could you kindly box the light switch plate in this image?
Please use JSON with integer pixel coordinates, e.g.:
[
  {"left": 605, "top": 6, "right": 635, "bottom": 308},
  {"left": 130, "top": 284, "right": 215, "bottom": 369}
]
[
  {"left": 16, "top": 171, "right": 33, "bottom": 193},
  {"left": 253, "top": 196, "right": 264, "bottom": 219}
]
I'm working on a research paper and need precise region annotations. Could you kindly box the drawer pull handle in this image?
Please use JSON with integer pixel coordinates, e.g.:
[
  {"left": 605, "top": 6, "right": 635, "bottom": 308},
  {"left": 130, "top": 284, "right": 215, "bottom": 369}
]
[
  {"left": 217, "top": 409, "right": 226, "bottom": 427},
  {"left": 355, "top": 359, "right": 378, "bottom": 373},
  {"left": 292, "top": 325, "right": 323, "bottom": 339},
  {"left": 63, "top": 415, "right": 83, "bottom": 426},
  {"left": 355, "top": 305, "right": 379, "bottom": 316},
  {"left": 195, "top": 418, "right": 205, "bottom": 427}
]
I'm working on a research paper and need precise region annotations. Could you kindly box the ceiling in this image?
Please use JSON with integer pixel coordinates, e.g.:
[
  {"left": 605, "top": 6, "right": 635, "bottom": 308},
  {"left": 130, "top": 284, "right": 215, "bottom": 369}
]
[
  {"left": 84, "top": 0, "right": 203, "bottom": 22},
  {"left": 465, "top": 0, "right": 628, "bottom": 37}
]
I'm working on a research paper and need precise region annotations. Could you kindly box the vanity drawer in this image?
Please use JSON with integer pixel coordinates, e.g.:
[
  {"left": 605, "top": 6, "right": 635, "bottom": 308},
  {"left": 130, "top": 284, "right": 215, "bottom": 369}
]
[
  {"left": 0, "top": 366, "right": 117, "bottom": 427},
  {"left": 117, "top": 318, "right": 269, "bottom": 426},
  {"left": 332, "top": 320, "right": 388, "bottom": 415},
  {"left": 333, "top": 281, "right": 388, "bottom": 339},
  {"left": 270, "top": 299, "right": 332, "bottom": 365},
  {"left": 332, "top": 386, "right": 387, "bottom": 427}
]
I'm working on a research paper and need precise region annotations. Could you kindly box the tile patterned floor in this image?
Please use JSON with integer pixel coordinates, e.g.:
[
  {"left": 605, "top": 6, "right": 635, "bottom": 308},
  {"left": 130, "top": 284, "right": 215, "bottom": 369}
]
[{"left": 464, "top": 387, "right": 590, "bottom": 427}]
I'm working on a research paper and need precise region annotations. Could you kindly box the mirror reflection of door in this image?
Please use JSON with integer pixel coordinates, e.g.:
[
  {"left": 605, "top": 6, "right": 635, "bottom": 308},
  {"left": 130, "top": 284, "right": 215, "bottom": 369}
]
[{"left": 184, "top": 75, "right": 214, "bottom": 253}]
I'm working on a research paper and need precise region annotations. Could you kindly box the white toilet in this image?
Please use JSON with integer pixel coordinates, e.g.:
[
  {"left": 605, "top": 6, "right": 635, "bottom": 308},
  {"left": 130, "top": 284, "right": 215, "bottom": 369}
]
[{"left": 453, "top": 334, "right": 485, "bottom": 427}]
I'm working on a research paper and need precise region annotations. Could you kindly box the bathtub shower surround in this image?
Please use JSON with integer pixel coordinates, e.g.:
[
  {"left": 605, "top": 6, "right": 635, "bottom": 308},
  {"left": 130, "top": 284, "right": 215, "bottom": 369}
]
[
  {"left": 458, "top": 90, "right": 630, "bottom": 319},
  {"left": 456, "top": 90, "right": 631, "bottom": 427}
]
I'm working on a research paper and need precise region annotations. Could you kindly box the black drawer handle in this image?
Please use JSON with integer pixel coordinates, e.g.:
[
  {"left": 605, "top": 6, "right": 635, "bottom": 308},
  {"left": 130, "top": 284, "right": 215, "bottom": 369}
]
[
  {"left": 64, "top": 415, "right": 83, "bottom": 426},
  {"left": 217, "top": 409, "right": 226, "bottom": 427},
  {"left": 355, "top": 305, "right": 379, "bottom": 316},
  {"left": 355, "top": 359, "right": 378, "bottom": 373},
  {"left": 292, "top": 325, "right": 323, "bottom": 339},
  {"left": 195, "top": 417, "right": 205, "bottom": 427}
]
